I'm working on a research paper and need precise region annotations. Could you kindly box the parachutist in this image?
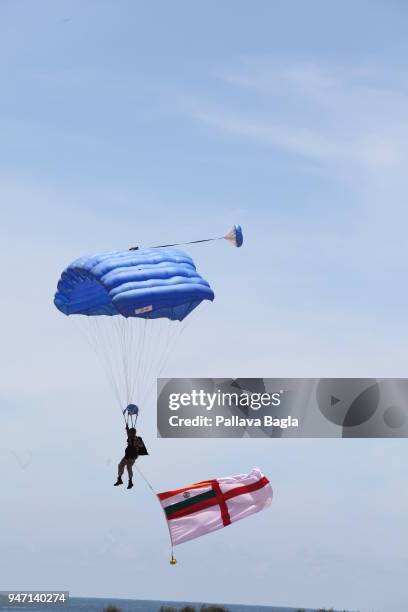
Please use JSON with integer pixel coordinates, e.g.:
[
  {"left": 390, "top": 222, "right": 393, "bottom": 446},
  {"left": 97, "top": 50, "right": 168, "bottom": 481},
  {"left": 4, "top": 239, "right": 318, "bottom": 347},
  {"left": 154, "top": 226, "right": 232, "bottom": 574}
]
[{"left": 115, "top": 425, "right": 149, "bottom": 490}]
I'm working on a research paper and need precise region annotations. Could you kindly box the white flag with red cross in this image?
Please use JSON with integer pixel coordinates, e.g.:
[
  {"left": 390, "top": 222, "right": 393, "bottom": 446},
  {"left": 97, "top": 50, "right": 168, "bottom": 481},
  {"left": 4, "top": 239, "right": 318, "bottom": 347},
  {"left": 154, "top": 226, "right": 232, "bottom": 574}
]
[{"left": 158, "top": 467, "right": 272, "bottom": 546}]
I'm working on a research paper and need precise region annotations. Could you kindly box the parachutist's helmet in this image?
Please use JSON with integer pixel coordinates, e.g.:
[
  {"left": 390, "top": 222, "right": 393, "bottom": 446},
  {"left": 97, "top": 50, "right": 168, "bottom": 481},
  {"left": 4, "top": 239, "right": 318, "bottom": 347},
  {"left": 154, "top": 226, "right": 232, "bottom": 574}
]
[{"left": 129, "top": 427, "right": 136, "bottom": 434}]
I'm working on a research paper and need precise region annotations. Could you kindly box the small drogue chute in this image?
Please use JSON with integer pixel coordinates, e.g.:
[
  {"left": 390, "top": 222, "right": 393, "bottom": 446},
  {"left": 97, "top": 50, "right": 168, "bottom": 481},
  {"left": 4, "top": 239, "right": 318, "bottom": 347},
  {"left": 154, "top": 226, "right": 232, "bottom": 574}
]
[{"left": 134, "top": 224, "right": 244, "bottom": 250}]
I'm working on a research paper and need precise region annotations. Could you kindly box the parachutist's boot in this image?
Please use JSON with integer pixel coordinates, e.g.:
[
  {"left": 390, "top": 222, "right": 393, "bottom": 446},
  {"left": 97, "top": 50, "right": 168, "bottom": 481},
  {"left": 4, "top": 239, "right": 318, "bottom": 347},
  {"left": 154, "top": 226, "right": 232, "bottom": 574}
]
[
  {"left": 127, "top": 479, "right": 134, "bottom": 490},
  {"left": 114, "top": 476, "right": 123, "bottom": 486}
]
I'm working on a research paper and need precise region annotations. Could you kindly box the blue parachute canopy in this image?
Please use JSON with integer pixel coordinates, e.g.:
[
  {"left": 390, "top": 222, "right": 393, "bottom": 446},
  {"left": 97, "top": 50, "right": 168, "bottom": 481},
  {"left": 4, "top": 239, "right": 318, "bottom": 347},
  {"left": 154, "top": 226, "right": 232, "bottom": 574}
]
[{"left": 54, "top": 248, "right": 214, "bottom": 321}]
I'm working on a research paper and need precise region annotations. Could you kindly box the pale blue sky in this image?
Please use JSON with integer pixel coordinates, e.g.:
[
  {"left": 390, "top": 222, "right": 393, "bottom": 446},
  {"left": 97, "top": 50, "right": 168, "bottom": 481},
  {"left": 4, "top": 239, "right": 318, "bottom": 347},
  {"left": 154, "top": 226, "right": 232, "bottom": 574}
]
[{"left": 1, "top": 2, "right": 408, "bottom": 611}]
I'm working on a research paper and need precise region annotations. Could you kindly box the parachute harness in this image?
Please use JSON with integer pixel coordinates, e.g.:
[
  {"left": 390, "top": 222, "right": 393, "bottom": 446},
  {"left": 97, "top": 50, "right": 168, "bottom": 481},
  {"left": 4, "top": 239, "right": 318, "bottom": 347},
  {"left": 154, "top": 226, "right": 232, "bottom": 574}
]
[{"left": 123, "top": 404, "right": 139, "bottom": 428}]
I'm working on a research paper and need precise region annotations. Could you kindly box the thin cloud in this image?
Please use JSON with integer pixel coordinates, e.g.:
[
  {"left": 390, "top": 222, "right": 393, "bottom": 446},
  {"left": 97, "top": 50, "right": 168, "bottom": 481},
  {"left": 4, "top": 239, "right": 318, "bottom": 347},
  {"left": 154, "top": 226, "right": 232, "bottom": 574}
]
[{"left": 197, "top": 59, "right": 408, "bottom": 172}]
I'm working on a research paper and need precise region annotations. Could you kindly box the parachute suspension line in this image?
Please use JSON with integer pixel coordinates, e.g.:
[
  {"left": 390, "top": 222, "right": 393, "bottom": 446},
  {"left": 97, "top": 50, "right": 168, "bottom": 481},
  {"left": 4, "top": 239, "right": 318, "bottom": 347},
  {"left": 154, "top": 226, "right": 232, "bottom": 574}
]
[
  {"left": 75, "top": 314, "right": 184, "bottom": 426},
  {"left": 138, "top": 303, "right": 209, "bottom": 408},
  {"left": 124, "top": 319, "right": 132, "bottom": 405},
  {"left": 148, "top": 236, "right": 224, "bottom": 249},
  {"left": 139, "top": 317, "right": 170, "bottom": 406},
  {"left": 84, "top": 316, "right": 137, "bottom": 424},
  {"left": 72, "top": 303, "right": 211, "bottom": 427},
  {"left": 133, "top": 318, "right": 148, "bottom": 407},
  {"left": 145, "top": 317, "right": 165, "bottom": 384},
  {"left": 120, "top": 319, "right": 130, "bottom": 404},
  {"left": 87, "top": 318, "right": 131, "bottom": 425},
  {"left": 136, "top": 317, "right": 154, "bottom": 402},
  {"left": 139, "top": 318, "right": 185, "bottom": 408},
  {"left": 127, "top": 318, "right": 138, "bottom": 406},
  {"left": 105, "top": 316, "right": 143, "bottom": 424},
  {"left": 92, "top": 319, "right": 116, "bottom": 402},
  {"left": 154, "top": 319, "right": 179, "bottom": 379},
  {"left": 128, "top": 317, "right": 139, "bottom": 405},
  {"left": 92, "top": 317, "right": 124, "bottom": 412},
  {"left": 117, "top": 318, "right": 127, "bottom": 404},
  {"left": 134, "top": 464, "right": 176, "bottom": 565},
  {"left": 71, "top": 316, "right": 123, "bottom": 411},
  {"left": 92, "top": 317, "right": 128, "bottom": 424},
  {"left": 138, "top": 318, "right": 168, "bottom": 407},
  {"left": 74, "top": 316, "right": 129, "bottom": 427},
  {"left": 153, "top": 320, "right": 185, "bottom": 379},
  {"left": 116, "top": 317, "right": 131, "bottom": 406}
]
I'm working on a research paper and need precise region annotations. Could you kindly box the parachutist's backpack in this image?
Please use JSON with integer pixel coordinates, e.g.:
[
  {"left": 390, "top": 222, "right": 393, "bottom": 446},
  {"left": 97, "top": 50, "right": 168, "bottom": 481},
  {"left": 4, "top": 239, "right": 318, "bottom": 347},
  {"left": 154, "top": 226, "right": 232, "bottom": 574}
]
[{"left": 136, "top": 437, "right": 149, "bottom": 456}]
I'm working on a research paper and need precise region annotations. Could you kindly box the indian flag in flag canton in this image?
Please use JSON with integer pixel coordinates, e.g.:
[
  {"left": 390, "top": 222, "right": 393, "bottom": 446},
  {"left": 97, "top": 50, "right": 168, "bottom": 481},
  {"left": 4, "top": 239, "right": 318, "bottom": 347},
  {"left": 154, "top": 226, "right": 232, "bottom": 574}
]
[{"left": 158, "top": 467, "right": 272, "bottom": 546}]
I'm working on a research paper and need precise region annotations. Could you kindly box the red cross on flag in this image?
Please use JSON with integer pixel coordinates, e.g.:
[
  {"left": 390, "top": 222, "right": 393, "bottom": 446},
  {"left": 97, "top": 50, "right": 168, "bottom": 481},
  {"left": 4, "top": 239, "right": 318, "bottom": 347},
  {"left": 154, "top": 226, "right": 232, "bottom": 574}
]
[{"left": 158, "top": 468, "right": 272, "bottom": 546}]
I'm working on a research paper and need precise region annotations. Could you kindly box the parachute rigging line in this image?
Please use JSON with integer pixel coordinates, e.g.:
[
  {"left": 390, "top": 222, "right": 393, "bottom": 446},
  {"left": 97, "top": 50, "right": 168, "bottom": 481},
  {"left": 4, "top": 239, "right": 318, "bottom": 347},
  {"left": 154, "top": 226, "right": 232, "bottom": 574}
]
[
  {"left": 134, "top": 464, "right": 176, "bottom": 565},
  {"left": 130, "top": 224, "right": 243, "bottom": 250}
]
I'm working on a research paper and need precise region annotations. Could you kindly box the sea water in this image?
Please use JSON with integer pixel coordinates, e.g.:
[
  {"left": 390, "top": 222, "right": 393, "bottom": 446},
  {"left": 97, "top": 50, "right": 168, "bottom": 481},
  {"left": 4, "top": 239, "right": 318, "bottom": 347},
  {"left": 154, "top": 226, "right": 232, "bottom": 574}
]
[{"left": 0, "top": 596, "right": 319, "bottom": 612}]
